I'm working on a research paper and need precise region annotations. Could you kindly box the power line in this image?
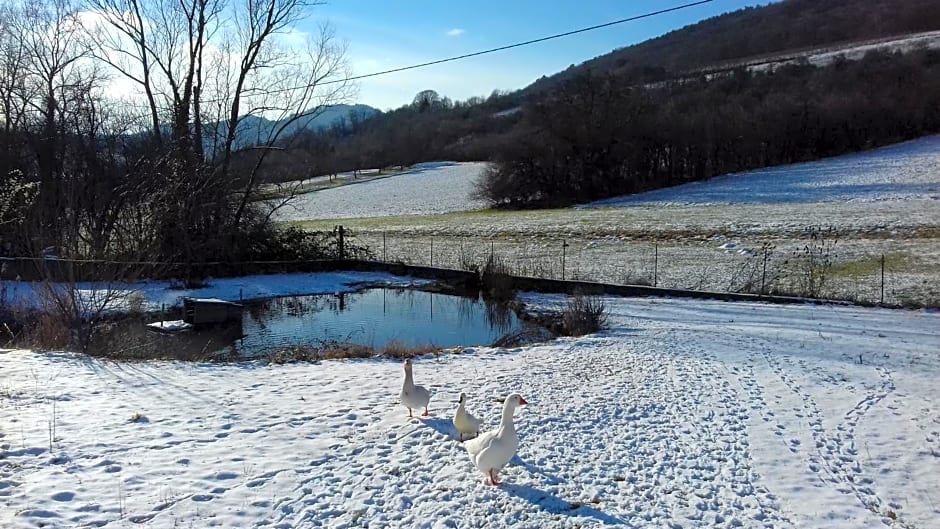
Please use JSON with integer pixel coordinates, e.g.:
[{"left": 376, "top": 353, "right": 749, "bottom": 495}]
[
  {"left": 323, "top": 0, "right": 715, "bottom": 85},
  {"left": 108, "top": 0, "right": 714, "bottom": 107}
]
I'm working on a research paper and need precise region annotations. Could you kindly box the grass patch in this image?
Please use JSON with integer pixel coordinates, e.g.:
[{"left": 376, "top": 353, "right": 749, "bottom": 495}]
[
  {"left": 21, "top": 313, "right": 71, "bottom": 351},
  {"left": 377, "top": 340, "right": 440, "bottom": 359},
  {"left": 286, "top": 207, "right": 531, "bottom": 232},
  {"left": 829, "top": 253, "right": 910, "bottom": 278}
]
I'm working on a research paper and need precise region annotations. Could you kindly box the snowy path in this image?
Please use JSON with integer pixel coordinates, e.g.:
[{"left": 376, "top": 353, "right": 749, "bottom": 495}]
[{"left": 2, "top": 297, "right": 939, "bottom": 528}]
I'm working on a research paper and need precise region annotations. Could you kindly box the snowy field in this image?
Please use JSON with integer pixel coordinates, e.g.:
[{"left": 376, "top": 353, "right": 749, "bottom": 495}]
[
  {"left": 584, "top": 136, "right": 940, "bottom": 208},
  {"left": 292, "top": 136, "right": 940, "bottom": 305},
  {"left": 3, "top": 286, "right": 939, "bottom": 528},
  {"left": 274, "top": 162, "right": 490, "bottom": 221},
  {"left": 279, "top": 136, "right": 940, "bottom": 222}
]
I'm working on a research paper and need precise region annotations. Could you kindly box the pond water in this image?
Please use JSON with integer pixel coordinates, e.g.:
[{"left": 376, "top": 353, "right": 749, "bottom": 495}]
[{"left": 101, "top": 288, "right": 525, "bottom": 360}]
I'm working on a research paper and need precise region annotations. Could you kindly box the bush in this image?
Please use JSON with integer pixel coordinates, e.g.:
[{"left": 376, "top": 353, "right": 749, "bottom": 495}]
[
  {"left": 481, "top": 253, "right": 516, "bottom": 301},
  {"left": 241, "top": 225, "right": 373, "bottom": 262},
  {"left": 562, "top": 293, "right": 607, "bottom": 336},
  {"left": 21, "top": 312, "right": 71, "bottom": 350}
]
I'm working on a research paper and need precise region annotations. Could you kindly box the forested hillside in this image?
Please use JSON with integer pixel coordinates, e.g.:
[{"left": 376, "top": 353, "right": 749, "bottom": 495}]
[
  {"left": 292, "top": 0, "right": 940, "bottom": 207},
  {"left": 528, "top": 0, "right": 940, "bottom": 91},
  {"left": 477, "top": 50, "right": 940, "bottom": 207}
]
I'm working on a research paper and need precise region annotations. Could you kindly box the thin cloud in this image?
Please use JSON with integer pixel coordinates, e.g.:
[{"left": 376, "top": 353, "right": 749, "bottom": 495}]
[{"left": 446, "top": 28, "right": 465, "bottom": 37}]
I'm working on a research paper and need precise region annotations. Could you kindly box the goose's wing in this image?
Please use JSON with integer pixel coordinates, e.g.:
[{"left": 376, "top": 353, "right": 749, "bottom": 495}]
[
  {"left": 467, "top": 411, "right": 482, "bottom": 431},
  {"left": 414, "top": 384, "right": 431, "bottom": 406},
  {"left": 454, "top": 406, "right": 479, "bottom": 432},
  {"left": 464, "top": 430, "right": 497, "bottom": 464}
]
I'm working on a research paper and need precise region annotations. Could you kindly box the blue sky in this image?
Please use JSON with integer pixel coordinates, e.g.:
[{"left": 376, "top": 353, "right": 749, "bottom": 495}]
[{"left": 307, "top": 1, "right": 775, "bottom": 110}]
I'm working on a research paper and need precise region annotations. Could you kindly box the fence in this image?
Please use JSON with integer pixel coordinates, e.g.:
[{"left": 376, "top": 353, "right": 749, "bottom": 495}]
[
  {"left": 0, "top": 256, "right": 354, "bottom": 283},
  {"left": 0, "top": 228, "right": 934, "bottom": 308},
  {"left": 354, "top": 231, "right": 935, "bottom": 308}
]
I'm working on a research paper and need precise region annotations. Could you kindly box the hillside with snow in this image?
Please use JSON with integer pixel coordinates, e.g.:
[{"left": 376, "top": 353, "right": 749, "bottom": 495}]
[
  {"left": 277, "top": 135, "right": 940, "bottom": 221},
  {"left": 585, "top": 135, "right": 940, "bottom": 208},
  {"left": 274, "top": 161, "right": 490, "bottom": 221}
]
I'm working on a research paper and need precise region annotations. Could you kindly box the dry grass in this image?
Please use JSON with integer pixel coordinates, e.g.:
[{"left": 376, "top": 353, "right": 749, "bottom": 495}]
[
  {"left": 264, "top": 340, "right": 442, "bottom": 364},
  {"left": 379, "top": 340, "right": 440, "bottom": 359},
  {"left": 562, "top": 293, "right": 608, "bottom": 336},
  {"left": 21, "top": 313, "right": 71, "bottom": 350}
]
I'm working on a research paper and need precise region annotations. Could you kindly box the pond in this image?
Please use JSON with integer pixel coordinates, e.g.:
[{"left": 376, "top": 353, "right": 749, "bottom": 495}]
[{"left": 99, "top": 288, "right": 528, "bottom": 360}]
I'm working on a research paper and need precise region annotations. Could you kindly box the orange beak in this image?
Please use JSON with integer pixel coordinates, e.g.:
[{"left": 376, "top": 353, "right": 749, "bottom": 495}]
[{"left": 518, "top": 397, "right": 528, "bottom": 405}]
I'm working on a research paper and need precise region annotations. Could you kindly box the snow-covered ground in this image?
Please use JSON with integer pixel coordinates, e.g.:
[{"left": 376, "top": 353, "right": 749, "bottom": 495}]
[
  {"left": 274, "top": 162, "right": 490, "bottom": 221},
  {"left": 747, "top": 30, "right": 940, "bottom": 73},
  {"left": 274, "top": 135, "right": 940, "bottom": 222},
  {"left": 584, "top": 135, "right": 940, "bottom": 208},
  {"left": 288, "top": 136, "right": 940, "bottom": 305},
  {"left": 2, "top": 284, "right": 939, "bottom": 528}
]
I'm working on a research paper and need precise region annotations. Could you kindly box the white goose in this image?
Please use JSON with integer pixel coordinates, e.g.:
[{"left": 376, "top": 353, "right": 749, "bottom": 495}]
[
  {"left": 400, "top": 358, "right": 431, "bottom": 418},
  {"left": 464, "top": 393, "right": 528, "bottom": 485},
  {"left": 453, "top": 392, "right": 482, "bottom": 441}
]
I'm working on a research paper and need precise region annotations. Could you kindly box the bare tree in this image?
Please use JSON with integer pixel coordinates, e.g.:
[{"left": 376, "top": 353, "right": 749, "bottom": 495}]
[
  {"left": 84, "top": 0, "right": 353, "bottom": 267},
  {"left": 0, "top": 5, "right": 30, "bottom": 151},
  {"left": 2, "top": 0, "right": 102, "bottom": 253}
]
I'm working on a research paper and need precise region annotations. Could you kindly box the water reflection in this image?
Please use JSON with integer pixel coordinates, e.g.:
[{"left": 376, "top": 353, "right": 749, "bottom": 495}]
[
  {"left": 239, "top": 288, "right": 521, "bottom": 356},
  {"left": 97, "top": 288, "right": 525, "bottom": 360}
]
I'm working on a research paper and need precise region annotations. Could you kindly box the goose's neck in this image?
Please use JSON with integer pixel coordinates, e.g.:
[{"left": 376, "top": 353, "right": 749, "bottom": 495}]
[
  {"left": 403, "top": 369, "right": 414, "bottom": 387},
  {"left": 498, "top": 404, "right": 516, "bottom": 434}
]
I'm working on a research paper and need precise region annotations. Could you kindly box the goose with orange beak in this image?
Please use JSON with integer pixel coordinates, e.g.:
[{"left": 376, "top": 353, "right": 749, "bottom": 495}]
[
  {"left": 400, "top": 358, "right": 431, "bottom": 418},
  {"left": 464, "top": 393, "right": 528, "bottom": 485}
]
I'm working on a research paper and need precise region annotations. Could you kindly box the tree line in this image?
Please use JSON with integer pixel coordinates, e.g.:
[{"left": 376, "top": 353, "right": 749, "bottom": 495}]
[
  {"left": 280, "top": 88, "right": 523, "bottom": 180},
  {"left": 277, "top": 0, "right": 940, "bottom": 207},
  {"left": 477, "top": 49, "right": 940, "bottom": 208}
]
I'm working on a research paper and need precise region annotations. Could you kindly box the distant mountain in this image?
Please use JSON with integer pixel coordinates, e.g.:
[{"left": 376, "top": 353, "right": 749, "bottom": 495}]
[{"left": 207, "top": 104, "right": 380, "bottom": 151}]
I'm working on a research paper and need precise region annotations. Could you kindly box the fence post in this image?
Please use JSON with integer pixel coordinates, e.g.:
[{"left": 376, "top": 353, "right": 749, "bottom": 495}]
[
  {"left": 880, "top": 254, "right": 885, "bottom": 305},
  {"left": 338, "top": 225, "right": 345, "bottom": 260},
  {"left": 561, "top": 240, "right": 568, "bottom": 281},
  {"left": 761, "top": 247, "right": 769, "bottom": 295},
  {"left": 653, "top": 242, "right": 658, "bottom": 287}
]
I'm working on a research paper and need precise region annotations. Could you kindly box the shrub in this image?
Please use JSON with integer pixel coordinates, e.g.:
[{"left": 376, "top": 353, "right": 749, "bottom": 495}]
[
  {"left": 126, "top": 291, "right": 145, "bottom": 315},
  {"left": 21, "top": 312, "right": 71, "bottom": 350},
  {"left": 481, "top": 253, "right": 516, "bottom": 301},
  {"left": 562, "top": 293, "right": 607, "bottom": 336},
  {"left": 791, "top": 226, "right": 838, "bottom": 298}
]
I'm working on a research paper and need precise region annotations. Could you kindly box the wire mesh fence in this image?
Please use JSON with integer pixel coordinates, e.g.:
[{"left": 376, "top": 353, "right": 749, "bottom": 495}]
[
  {"left": 0, "top": 228, "right": 935, "bottom": 308},
  {"left": 355, "top": 231, "right": 937, "bottom": 308}
]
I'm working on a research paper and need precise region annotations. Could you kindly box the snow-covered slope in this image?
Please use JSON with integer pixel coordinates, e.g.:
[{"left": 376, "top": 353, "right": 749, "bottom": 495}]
[
  {"left": 275, "top": 161, "right": 490, "bottom": 221},
  {"left": 2, "top": 284, "right": 938, "bottom": 528},
  {"left": 586, "top": 135, "right": 940, "bottom": 208},
  {"left": 273, "top": 135, "right": 940, "bottom": 222}
]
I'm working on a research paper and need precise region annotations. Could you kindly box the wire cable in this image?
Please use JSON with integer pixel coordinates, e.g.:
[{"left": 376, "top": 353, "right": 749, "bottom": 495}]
[
  {"left": 104, "top": 1, "right": 714, "bottom": 108},
  {"left": 323, "top": 0, "right": 715, "bottom": 85}
]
